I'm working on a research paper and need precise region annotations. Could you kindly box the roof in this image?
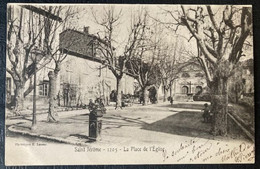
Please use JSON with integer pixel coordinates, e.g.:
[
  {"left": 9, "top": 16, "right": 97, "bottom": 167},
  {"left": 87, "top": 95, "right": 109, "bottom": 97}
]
[
  {"left": 60, "top": 29, "right": 111, "bottom": 49},
  {"left": 59, "top": 29, "right": 135, "bottom": 78},
  {"left": 59, "top": 29, "right": 104, "bottom": 62}
]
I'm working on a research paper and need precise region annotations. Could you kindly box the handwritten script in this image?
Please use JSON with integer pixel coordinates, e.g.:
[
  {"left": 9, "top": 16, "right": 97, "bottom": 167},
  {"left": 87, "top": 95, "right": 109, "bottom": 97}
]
[{"left": 73, "top": 138, "right": 254, "bottom": 163}]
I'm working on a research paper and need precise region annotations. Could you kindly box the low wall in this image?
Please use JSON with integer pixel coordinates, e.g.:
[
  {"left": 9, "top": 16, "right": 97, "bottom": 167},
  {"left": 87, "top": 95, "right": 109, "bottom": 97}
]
[
  {"left": 173, "top": 94, "right": 193, "bottom": 102},
  {"left": 171, "top": 102, "right": 210, "bottom": 110},
  {"left": 227, "top": 113, "right": 254, "bottom": 142}
]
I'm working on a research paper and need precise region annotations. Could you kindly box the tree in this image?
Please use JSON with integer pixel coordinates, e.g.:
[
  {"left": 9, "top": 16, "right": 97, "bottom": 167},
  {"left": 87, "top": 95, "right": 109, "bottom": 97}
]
[
  {"left": 229, "top": 59, "right": 253, "bottom": 103},
  {"left": 129, "top": 58, "right": 161, "bottom": 105},
  {"left": 168, "top": 5, "right": 252, "bottom": 135},
  {"left": 158, "top": 36, "right": 196, "bottom": 102},
  {"left": 128, "top": 23, "right": 163, "bottom": 105},
  {"left": 91, "top": 7, "right": 147, "bottom": 108},
  {"left": 6, "top": 5, "right": 62, "bottom": 115},
  {"left": 43, "top": 6, "right": 78, "bottom": 122}
]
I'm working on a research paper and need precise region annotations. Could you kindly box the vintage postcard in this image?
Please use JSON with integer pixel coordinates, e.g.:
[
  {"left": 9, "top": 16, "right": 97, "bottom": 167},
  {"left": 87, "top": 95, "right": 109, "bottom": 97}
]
[{"left": 5, "top": 3, "right": 254, "bottom": 165}]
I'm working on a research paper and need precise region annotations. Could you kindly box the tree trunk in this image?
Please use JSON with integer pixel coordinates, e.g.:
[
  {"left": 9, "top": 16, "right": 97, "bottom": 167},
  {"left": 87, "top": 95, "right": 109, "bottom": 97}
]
[
  {"left": 116, "top": 77, "right": 122, "bottom": 108},
  {"left": 47, "top": 71, "right": 59, "bottom": 122},
  {"left": 23, "top": 78, "right": 34, "bottom": 98},
  {"left": 169, "top": 81, "right": 173, "bottom": 98},
  {"left": 154, "top": 87, "right": 159, "bottom": 104},
  {"left": 13, "top": 81, "right": 24, "bottom": 115},
  {"left": 210, "top": 77, "right": 228, "bottom": 136},
  {"left": 163, "top": 86, "right": 167, "bottom": 102},
  {"left": 142, "top": 86, "right": 149, "bottom": 105},
  {"left": 31, "top": 64, "right": 37, "bottom": 130},
  {"left": 235, "top": 84, "right": 238, "bottom": 103}
]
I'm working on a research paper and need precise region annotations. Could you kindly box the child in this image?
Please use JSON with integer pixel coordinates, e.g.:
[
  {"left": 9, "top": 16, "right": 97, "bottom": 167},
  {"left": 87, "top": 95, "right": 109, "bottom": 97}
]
[{"left": 202, "top": 103, "right": 210, "bottom": 123}]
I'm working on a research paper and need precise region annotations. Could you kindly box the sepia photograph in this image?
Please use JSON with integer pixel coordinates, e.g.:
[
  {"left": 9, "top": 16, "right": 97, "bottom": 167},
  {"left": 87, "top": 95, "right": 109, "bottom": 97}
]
[{"left": 4, "top": 3, "right": 254, "bottom": 165}]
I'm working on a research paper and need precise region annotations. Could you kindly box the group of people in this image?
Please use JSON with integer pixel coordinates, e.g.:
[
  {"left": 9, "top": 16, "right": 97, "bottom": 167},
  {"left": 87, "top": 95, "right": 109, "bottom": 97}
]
[
  {"left": 88, "top": 98, "right": 106, "bottom": 140},
  {"left": 88, "top": 98, "right": 106, "bottom": 116}
]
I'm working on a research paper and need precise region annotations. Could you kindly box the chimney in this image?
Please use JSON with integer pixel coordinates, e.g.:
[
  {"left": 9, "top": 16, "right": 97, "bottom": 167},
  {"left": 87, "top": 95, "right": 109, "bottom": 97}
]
[{"left": 83, "top": 26, "right": 89, "bottom": 34}]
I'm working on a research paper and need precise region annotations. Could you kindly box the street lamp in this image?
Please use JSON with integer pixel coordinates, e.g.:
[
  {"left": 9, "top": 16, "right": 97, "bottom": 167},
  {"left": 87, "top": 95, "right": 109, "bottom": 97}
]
[
  {"left": 30, "top": 49, "right": 44, "bottom": 130},
  {"left": 31, "top": 57, "right": 37, "bottom": 130}
]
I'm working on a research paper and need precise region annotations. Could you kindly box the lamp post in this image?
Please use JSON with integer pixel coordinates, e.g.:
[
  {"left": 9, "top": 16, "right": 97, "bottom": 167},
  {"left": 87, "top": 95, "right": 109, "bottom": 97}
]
[
  {"left": 30, "top": 49, "right": 42, "bottom": 130},
  {"left": 31, "top": 57, "right": 37, "bottom": 130}
]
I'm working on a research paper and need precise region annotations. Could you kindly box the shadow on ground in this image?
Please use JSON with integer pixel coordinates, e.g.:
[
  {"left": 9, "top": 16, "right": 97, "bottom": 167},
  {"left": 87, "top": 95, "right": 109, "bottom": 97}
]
[{"left": 141, "top": 111, "right": 214, "bottom": 140}]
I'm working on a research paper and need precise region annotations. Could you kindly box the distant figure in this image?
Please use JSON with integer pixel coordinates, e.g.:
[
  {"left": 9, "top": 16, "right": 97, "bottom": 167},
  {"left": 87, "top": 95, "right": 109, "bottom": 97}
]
[
  {"left": 169, "top": 96, "right": 173, "bottom": 106},
  {"left": 88, "top": 99, "right": 95, "bottom": 112},
  {"left": 63, "top": 88, "right": 69, "bottom": 107},
  {"left": 57, "top": 91, "right": 61, "bottom": 106},
  {"left": 139, "top": 91, "right": 144, "bottom": 104},
  {"left": 139, "top": 95, "right": 144, "bottom": 104},
  {"left": 110, "top": 90, "right": 117, "bottom": 102},
  {"left": 76, "top": 92, "right": 82, "bottom": 108},
  {"left": 98, "top": 98, "right": 106, "bottom": 114},
  {"left": 202, "top": 103, "right": 211, "bottom": 123}
]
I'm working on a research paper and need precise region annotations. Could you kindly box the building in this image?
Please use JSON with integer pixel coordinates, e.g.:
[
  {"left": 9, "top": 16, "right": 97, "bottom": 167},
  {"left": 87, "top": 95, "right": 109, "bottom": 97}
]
[
  {"left": 170, "top": 63, "right": 209, "bottom": 101},
  {"left": 57, "top": 28, "right": 135, "bottom": 106},
  {"left": 6, "top": 5, "right": 135, "bottom": 108},
  {"left": 160, "top": 59, "right": 254, "bottom": 102}
]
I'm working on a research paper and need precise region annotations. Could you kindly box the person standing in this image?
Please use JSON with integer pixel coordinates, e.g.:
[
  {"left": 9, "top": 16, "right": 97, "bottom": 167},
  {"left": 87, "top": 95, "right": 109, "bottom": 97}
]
[
  {"left": 202, "top": 103, "right": 210, "bottom": 123},
  {"left": 170, "top": 96, "right": 173, "bottom": 106}
]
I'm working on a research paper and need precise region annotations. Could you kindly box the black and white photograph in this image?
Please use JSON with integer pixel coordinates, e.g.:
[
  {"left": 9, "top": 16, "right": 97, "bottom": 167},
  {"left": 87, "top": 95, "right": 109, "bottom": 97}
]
[{"left": 4, "top": 3, "right": 254, "bottom": 165}]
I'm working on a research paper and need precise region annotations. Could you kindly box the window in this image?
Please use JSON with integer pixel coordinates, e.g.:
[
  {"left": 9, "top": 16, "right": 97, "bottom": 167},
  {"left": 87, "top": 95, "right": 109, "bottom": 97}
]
[
  {"left": 39, "top": 81, "right": 49, "bottom": 96},
  {"left": 182, "top": 73, "right": 190, "bottom": 78},
  {"left": 182, "top": 86, "right": 189, "bottom": 94},
  {"left": 92, "top": 40, "right": 97, "bottom": 57},
  {"left": 195, "top": 86, "right": 203, "bottom": 95}
]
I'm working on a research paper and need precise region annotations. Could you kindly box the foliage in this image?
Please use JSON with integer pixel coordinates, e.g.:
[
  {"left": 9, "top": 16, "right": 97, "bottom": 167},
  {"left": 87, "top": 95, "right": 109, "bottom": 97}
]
[
  {"left": 238, "top": 96, "right": 254, "bottom": 111},
  {"left": 193, "top": 94, "right": 211, "bottom": 101}
]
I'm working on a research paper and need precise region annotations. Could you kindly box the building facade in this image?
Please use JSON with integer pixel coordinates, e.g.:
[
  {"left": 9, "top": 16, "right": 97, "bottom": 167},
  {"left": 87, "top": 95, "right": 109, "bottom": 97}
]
[
  {"left": 58, "top": 53, "right": 135, "bottom": 106},
  {"left": 171, "top": 63, "right": 209, "bottom": 101},
  {"left": 57, "top": 27, "right": 135, "bottom": 106}
]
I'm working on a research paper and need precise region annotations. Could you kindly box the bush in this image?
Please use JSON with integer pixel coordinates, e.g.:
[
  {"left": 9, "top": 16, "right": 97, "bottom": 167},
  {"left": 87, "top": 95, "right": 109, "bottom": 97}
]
[
  {"left": 238, "top": 96, "right": 254, "bottom": 110},
  {"left": 193, "top": 94, "right": 211, "bottom": 101}
]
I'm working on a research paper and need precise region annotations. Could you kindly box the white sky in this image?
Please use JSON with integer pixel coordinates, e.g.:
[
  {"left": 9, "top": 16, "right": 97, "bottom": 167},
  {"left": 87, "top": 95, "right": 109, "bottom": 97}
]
[
  {"left": 65, "top": 4, "right": 199, "bottom": 60},
  {"left": 70, "top": 4, "right": 253, "bottom": 61},
  {"left": 11, "top": 4, "right": 253, "bottom": 61}
]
